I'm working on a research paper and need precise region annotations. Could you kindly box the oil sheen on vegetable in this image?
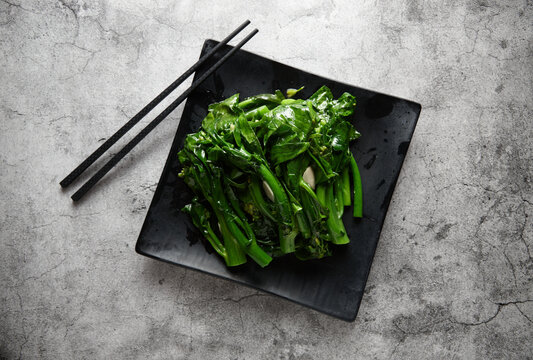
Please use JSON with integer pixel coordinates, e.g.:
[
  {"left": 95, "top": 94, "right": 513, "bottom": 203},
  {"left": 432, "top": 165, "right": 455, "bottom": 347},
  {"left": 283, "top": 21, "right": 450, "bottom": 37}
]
[{"left": 178, "top": 86, "right": 363, "bottom": 267}]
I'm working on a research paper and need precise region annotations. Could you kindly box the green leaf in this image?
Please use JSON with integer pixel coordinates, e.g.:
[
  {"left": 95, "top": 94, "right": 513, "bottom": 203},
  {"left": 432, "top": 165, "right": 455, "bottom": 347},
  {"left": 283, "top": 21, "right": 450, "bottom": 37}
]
[
  {"left": 331, "top": 92, "right": 357, "bottom": 117},
  {"left": 330, "top": 121, "right": 357, "bottom": 152},
  {"left": 238, "top": 91, "right": 285, "bottom": 110},
  {"left": 236, "top": 115, "right": 263, "bottom": 155},
  {"left": 270, "top": 142, "right": 310, "bottom": 165},
  {"left": 261, "top": 103, "right": 313, "bottom": 146},
  {"left": 309, "top": 85, "right": 333, "bottom": 111},
  {"left": 202, "top": 93, "right": 242, "bottom": 133}
]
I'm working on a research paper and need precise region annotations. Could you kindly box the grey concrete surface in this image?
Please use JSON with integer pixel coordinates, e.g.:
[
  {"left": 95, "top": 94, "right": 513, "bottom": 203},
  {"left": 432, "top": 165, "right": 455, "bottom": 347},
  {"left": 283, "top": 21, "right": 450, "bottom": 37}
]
[{"left": 1, "top": 0, "right": 532, "bottom": 359}]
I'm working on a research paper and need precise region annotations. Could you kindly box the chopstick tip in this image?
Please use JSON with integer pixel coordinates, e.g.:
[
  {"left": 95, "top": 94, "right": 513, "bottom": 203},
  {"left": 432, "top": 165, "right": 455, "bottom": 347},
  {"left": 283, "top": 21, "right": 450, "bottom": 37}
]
[{"left": 71, "top": 190, "right": 83, "bottom": 202}]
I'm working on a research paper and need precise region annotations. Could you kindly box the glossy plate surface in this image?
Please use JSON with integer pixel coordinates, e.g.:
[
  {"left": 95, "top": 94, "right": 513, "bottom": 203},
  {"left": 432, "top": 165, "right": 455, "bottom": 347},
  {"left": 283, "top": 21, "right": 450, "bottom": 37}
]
[{"left": 135, "top": 39, "right": 421, "bottom": 321}]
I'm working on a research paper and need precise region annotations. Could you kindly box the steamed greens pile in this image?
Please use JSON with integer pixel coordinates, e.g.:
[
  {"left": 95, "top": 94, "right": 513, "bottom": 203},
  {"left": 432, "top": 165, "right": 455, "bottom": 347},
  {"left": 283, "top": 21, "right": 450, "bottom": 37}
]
[{"left": 178, "top": 86, "right": 362, "bottom": 268}]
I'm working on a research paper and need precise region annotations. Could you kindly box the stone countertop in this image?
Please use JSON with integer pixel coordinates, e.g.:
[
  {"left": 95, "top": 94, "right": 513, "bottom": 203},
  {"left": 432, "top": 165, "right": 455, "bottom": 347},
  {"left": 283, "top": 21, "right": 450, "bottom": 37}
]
[{"left": 1, "top": 1, "right": 532, "bottom": 359}]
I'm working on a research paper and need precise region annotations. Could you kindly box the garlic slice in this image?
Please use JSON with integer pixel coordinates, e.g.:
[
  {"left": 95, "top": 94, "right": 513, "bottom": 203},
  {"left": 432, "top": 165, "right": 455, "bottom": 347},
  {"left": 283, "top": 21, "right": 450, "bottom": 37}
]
[
  {"left": 302, "top": 166, "right": 315, "bottom": 189},
  {"left": 262, "top": 181, "right": 275, "bottom": 202}
]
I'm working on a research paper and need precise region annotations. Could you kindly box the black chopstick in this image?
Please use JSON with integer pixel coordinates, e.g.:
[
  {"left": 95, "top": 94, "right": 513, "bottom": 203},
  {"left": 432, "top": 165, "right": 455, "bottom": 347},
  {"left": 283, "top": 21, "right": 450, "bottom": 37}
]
[
  {"left": 59, "top": 20, "right": 251, "bottom": 188},
  {"left": 71, "top": 29, "right": 259, "bottom": 201}
]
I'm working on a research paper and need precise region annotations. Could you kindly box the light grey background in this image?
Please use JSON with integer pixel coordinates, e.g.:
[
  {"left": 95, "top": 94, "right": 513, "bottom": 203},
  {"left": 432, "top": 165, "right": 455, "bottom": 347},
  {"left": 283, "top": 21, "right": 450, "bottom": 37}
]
[{"left": 1, "top": 0, "right": 532, "bottom": 359}]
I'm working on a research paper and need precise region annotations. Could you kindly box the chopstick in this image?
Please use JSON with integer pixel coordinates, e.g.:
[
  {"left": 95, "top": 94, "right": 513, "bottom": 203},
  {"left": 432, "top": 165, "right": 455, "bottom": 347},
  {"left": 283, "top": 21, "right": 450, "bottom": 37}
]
[
  {"left": 70, "top": 28, "right": 259, "bottom": 201},
  {"left": 59, "top": 20, "right": 252, "bottom": 188}
]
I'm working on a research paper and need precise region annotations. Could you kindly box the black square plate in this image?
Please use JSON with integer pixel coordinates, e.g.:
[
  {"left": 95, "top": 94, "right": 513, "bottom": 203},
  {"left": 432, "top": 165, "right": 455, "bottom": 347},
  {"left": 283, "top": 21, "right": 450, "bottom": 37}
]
[{"left": 135, "top": 39, "right": 421, "bottom": 321}]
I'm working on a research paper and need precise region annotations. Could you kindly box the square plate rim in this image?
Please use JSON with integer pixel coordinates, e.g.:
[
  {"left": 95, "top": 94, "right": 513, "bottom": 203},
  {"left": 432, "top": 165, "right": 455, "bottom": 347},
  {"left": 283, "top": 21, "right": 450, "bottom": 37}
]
[{"left": 135, "top": 38, "right": 422, "bottom": 322}]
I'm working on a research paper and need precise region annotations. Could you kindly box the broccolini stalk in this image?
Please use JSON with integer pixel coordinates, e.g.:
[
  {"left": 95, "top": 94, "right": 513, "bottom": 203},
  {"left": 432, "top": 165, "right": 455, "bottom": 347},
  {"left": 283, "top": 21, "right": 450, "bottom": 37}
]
[
  {"left": 225, "top": 182, "right": 261, "bottom": 246},
  {"left": 237, "top": 90, "right": 285, "bottom": 111},
  {"left": 341, "top": 168, "right": 351, "bottom": 206},
  {"left": 333, "top": 176, "right": 345, "bottom": 216},
  {"left": 181, "top": 156, "right": 247, "bottom": 266},
  {"left": 299, "top": 180, "right": 328, "bottom": 237},
  {"left": 216, "top": 140, "right": 298, "bottom": 253},
  {"left": 257, "top": 163, "right": 292, "bottom": 226},
  {"left": 180, "top": 142, "right": 272, "bottom": 266},
  {"left": 216, "top": 212, "right": 247, "bottom": 267},
  {"left": 249, "top": 177, "right": 278, "bottom": 223},
  {"left": 316, "top": 182, "right": 349, "bottom": 245},
  {"left": 208, "top": 175, "right": 272, "bottom": 267},
  {"left": 248, "top": 176, "right": 296, "bottom": 254},
  {"left": 244, "top": 105, "right": 269, "bottom": 121},
  {"left": 350, "top": 154, "right": 363, "bottom": 218},
  {"left": 182, "top": 201, "right": 229, "bottom": 263},
  {"left": 295, "top": 210, "right": 312, "bottom": 239}
]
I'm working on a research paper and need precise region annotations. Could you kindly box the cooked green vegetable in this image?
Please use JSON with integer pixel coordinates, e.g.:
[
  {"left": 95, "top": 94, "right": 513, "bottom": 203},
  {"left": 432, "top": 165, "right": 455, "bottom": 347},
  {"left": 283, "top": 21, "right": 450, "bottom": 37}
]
[{"left": 178, "top": 86, "right": 362, "bottom": 267}]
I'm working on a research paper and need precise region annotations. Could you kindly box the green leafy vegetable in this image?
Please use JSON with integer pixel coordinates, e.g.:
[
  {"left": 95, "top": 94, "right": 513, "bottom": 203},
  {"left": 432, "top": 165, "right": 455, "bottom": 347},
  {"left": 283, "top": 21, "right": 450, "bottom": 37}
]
[{"left": 178, "top": 86, "right": 362, "bottom": 267}]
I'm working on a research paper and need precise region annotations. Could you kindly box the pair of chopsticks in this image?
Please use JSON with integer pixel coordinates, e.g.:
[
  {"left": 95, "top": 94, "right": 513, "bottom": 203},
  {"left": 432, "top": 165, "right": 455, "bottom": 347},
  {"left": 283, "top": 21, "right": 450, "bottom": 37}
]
[{"left": 60, "top": 20, "right": 257, "bottom": 201}]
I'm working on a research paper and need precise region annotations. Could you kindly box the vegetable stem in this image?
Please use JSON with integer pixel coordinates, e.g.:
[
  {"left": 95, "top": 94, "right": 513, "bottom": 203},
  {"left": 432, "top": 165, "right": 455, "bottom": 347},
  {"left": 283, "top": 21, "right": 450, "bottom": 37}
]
[
  {"left": 350, "top": 154, "right": 363, "bottom": 218},
  {"left": 237, "top": 98, "right": 255, "bottom": 109},
  {"left": 333, "top": 176, "right": 345, "bottom": 216},
  {"left": 325, "top": 183, "right": 349, "bottom": 245},
  {"left": 214, "top": 209, "right": 247, "bottom": 266},
  {"left": 244, "top": 105, "right": 269, "bottom": 121},
  {"left": 256, "top": 163, "right": 297, "bottom": 253},
  {"left": 341, "top": 168, "right": 351, "bottom": 206},
  {"left": 205, "top": 223, "right": 227, "bottom": 259},
  {"left": 249, "top": 178, "right": 277, "bottom": 223},
  {"left": 258, "top": 163, "right": 292, "bottom": 226}
]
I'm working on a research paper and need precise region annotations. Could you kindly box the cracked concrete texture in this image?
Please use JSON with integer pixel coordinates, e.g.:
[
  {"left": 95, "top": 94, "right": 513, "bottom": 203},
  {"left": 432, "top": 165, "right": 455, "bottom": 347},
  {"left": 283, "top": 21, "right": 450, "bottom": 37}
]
[{"left": 0, "top": 0, "right": 532, "bottom": 358}]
